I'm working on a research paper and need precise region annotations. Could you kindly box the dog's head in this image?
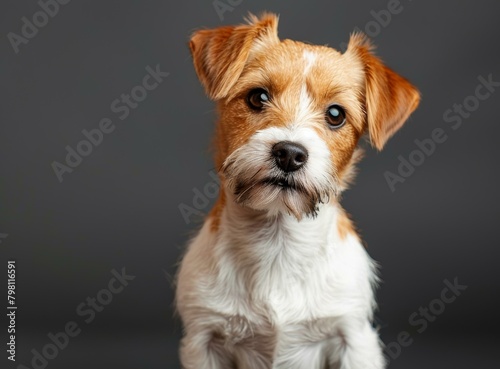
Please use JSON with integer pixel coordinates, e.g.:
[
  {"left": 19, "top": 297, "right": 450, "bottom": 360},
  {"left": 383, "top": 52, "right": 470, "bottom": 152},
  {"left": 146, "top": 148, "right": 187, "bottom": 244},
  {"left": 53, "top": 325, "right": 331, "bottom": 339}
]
[{"left": 189, "top": 13, "right": 419, "bottom": 219}]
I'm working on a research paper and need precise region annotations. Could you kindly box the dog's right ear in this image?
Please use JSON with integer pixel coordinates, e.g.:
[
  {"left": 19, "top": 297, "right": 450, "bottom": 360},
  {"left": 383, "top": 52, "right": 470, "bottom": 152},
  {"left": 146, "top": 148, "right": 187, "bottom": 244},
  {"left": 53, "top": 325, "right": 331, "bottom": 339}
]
[{"left": 189, "top": 13, "right": 279, "bottom": 100}]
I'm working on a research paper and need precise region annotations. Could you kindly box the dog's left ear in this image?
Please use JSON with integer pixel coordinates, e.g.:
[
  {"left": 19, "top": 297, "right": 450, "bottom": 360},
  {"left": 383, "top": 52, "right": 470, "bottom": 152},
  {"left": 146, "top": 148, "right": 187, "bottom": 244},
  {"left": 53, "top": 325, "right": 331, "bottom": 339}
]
[
  {"left": 347, "top": 34, "right": 420, "bottom": 150},
  {"left": 189, "top": 13, "right": 279, "bottom": 100}
]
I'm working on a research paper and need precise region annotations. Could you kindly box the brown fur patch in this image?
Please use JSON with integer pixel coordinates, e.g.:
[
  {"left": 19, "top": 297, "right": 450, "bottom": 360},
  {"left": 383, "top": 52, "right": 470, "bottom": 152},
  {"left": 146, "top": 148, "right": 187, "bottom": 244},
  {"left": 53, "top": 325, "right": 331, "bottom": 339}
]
[
  {"left": 209, "top": 186, "right": 225, "bottom": 233},
  {"left": 336, "top": 209, "right": 357, "bottom": 241}
]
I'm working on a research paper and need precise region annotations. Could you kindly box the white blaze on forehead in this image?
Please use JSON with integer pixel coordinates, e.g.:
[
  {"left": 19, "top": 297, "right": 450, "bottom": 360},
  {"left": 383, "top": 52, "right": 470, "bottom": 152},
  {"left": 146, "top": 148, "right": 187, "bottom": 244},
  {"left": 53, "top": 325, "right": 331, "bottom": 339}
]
[
  {"left": 296, "top": 84, "right": 313, "bottom": 123},
  {"left": 303, "top": 50, "right": 316, "bottom": 75},
  {"left": 295, "top": 50, "right": 317, "bottom": 123}
]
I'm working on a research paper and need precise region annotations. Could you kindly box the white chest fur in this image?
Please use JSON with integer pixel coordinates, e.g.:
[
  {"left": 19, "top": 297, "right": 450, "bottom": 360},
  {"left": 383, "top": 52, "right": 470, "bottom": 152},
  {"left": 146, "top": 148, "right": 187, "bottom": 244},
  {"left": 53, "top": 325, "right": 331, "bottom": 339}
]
[
  {"left": 177, "top": 201, "right": 378, "bottom": 351},
  {"left": 177, "top": 200, "right": 385, "bottom": 368}
]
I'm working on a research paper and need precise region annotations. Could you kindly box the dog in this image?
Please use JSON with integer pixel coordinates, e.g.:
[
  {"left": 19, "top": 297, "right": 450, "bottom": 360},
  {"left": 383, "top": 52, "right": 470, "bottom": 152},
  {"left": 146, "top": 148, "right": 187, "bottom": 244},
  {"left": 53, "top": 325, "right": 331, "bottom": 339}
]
[{"left": 176, "top": 13, "right": 419, "bottom": 369}]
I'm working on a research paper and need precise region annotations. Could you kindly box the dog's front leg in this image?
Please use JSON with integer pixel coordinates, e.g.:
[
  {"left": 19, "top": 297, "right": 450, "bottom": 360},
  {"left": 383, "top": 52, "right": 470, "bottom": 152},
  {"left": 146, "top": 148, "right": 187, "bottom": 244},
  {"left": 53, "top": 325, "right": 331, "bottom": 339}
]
[
  {"left": 327, "top": 321, "right": 385, "bottom": 369},
  {"left": 180, "top": 314, "right": 275, "bottom": 369},
  {"left": 180, "top": 332, "right": 236, "bottom": 369}
]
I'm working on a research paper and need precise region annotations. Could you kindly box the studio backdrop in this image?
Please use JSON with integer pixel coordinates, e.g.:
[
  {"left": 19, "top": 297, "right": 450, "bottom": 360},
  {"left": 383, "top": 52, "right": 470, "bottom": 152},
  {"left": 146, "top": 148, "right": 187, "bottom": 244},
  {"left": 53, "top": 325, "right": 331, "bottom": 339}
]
[{"left": 1, "top": 1, "right": 499, "bottom": 368}]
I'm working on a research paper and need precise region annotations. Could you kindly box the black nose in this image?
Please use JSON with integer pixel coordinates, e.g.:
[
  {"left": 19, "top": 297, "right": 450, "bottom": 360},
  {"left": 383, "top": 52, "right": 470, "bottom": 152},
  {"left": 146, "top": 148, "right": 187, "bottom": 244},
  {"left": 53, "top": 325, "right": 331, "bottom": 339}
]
[{"left": 271, "top": 141, "right": 308, "bottom": 172}]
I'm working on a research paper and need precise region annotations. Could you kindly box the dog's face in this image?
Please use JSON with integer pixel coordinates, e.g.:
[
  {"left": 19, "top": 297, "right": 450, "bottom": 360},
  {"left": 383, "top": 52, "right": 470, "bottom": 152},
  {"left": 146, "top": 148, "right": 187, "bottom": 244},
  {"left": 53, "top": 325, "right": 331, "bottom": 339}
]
[{"left": 189, "top": 13, "right": 419, "bottom": 219}]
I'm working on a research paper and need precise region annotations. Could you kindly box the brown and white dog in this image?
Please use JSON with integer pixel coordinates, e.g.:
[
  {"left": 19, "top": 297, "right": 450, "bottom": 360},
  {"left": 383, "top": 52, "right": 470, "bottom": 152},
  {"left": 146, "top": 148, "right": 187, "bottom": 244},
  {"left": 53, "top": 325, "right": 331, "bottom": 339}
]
[{"left": 176, "top": 13, "right": 419, "bottom": 369}]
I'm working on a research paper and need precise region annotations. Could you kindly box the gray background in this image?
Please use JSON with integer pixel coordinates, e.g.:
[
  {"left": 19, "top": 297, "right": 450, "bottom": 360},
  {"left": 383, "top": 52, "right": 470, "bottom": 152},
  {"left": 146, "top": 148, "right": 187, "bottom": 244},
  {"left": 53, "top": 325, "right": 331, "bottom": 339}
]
[{"left": 1, "top": 0, "right": 500, "bottom": 368}]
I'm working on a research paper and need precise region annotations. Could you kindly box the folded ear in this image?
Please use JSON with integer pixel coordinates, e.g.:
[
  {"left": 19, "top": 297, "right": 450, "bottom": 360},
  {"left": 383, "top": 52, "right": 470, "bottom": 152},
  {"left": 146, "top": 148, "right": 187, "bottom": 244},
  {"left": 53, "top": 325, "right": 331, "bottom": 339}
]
[
  {"left": 189, "top": 13, "right": 279, "bottom": 100},
  {"left": 347, "top": 33, "right": 420, "bottom": 150}
]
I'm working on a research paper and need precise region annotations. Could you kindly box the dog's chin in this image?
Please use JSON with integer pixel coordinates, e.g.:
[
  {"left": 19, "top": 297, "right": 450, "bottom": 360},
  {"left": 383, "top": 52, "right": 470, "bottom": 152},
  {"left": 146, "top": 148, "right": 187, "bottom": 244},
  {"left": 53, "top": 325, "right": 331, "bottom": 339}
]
[{"left": 231, "top": 176, "right": 332, "bottom": 220}]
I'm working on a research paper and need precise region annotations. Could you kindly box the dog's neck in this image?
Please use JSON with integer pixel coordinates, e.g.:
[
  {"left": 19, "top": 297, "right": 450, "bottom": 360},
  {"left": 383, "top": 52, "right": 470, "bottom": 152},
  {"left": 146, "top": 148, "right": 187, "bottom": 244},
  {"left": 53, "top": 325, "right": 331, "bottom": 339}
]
[
  {"left": 211, "top": 188, "right": 348, "bottom": 276},
  {"left": 206, "top": 189, "right": 355, "bottom": 310},
  {"left": 223, "top": 194, "right": 338, "bottom": 240}
]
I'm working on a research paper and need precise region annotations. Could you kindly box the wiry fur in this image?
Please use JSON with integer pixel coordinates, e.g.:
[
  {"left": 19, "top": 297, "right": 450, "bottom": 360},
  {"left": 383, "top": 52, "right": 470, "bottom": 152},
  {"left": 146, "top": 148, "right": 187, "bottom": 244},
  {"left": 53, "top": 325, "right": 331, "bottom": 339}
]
[
  {"left": 222, "top": 126, "right": 335, "bottom": 219},
  {"left": 177, "top": 12, "right": 419, "bottom": 369}
]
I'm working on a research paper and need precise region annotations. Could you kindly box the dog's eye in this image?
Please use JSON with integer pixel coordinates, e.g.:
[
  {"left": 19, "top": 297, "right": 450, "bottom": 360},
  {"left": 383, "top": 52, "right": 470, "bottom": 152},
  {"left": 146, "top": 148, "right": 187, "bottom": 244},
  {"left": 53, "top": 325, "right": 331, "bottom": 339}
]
[
  {"left": 247, "top": 88, "right": 270, "bottom": 110},
  {"left": 325, "top": 104, "right": 346, "bottom": 128}
]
